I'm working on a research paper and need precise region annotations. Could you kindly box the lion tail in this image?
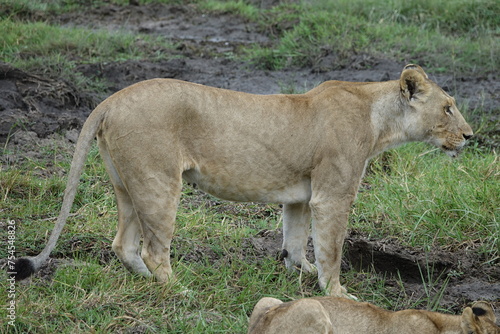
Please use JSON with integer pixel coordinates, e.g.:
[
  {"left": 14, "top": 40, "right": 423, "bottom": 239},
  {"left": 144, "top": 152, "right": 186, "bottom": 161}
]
[{"left": 14, "top": 104, "right": 108, "bottom": 280}]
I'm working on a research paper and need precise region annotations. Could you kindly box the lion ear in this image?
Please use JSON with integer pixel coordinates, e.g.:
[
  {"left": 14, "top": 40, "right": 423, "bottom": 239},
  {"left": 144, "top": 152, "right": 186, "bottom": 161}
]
[
  {"left": 400, "top": 64, "right": 430, "bottom": 101},
  {"left": 471, "top": 301, "right": 496, "bottom": 322},
  {"left": 461, "top": 307, "right": 480, "bottom": 333},
  {"left": 403, "top": 64, "right": 429, "bottom": 79},
  {"left": 460, "top": 303, "right": 497, "bottom": 333}
]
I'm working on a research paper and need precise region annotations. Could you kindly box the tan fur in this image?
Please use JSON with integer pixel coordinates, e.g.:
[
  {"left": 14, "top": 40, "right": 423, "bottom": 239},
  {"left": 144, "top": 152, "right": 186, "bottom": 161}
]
[
  {"left": 248, "top": 297, "right": 499, "bottom": 334},
  {"left": 17, "top": 65, "right": 473, "bottom": 295}
]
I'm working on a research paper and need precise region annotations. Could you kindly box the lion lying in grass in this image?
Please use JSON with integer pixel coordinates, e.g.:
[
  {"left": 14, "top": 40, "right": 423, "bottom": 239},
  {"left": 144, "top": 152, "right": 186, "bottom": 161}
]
[
  {"left": 15, "top": 64, "right": 472, "bottom": 296},
  {"left": 248, "top": 296, "right": 499, "bottom": 334}
]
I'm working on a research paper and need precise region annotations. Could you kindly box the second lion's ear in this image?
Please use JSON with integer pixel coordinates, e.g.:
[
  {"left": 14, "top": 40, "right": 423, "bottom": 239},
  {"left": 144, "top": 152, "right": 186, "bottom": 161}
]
[
  {"left": 461, "top": 307, "right": 479, "bottom": 333},
  {"left": 471, "top": 301, "right": 496, "bottom": 322},
  {"left": 403, "top": 64, "right": 429, "bottom": 79},
  {"left": 400, "top": 64, "right": 430, "bottom": 102}
]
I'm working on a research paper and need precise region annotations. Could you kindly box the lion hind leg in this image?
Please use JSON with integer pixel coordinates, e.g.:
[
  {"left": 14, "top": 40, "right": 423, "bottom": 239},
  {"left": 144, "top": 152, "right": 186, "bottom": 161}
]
[
  {"left": 112, "top": 186, "right": 152, "bottom": 277},
  {"left": 282, "top": 203, "right": 316, "bottom": 274},
  {"left": 99, "top": 140, "right": 152, "bottom": 277},
  {"left": 132, "top": 176, "right": 182, "bottom": 283},
  {"left": 138, "top": 209, "right": 176, "bottom": 282}
]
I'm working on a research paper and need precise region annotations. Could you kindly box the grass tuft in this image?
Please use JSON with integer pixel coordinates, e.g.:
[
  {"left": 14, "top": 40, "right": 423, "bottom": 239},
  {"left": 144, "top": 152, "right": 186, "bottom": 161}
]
[
  {"left": 239, "top": 0, "right": 498, "bottom": 74},
  {"left": 352, "top": 143, "right": 499, "bottom": 261}
]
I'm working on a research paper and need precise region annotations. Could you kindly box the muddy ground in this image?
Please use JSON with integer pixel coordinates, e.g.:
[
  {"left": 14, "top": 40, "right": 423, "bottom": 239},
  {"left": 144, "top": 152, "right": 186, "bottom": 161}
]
[{"left": 1, "top": 3, "right": 498, "bottom": 317}]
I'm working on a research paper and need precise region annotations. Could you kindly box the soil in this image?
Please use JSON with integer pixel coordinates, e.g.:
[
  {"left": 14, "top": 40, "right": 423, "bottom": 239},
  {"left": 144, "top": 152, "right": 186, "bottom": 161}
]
[{"left": 1, "top": 3, "right": 498, "bottom": 318}]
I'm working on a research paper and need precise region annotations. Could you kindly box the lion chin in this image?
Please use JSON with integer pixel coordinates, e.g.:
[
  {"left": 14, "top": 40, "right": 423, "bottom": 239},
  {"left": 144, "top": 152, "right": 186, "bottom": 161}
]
[
  {"left": 441, "top": 142, "right": 467, "bottom": 158},
  {"left": 443, "top": 146, "right": 460, "bottom": 158}
]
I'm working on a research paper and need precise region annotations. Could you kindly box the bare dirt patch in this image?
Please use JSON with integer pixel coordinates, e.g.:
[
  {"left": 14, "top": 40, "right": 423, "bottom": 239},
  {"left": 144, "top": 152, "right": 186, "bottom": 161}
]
[
  {"left": 2, "top": 2, "right": 498, "bottom": 319},
  {"left": 243, "top": 229, "right": 500, "bottom": 314},
  {"left": 2, "top": 3, "right": 498, "bottom": 144}
]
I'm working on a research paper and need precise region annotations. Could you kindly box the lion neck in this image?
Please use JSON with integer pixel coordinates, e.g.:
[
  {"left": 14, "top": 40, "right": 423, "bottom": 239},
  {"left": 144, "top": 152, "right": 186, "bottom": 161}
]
[
  {"left": 369, "top": 81, "right": 420, "bottom": 157},
  {"left": 387, "top": 309, "right": 464, "bottom": 334},
  {"left": 331, "top": 307, "right": 463, "bottom": 334}
]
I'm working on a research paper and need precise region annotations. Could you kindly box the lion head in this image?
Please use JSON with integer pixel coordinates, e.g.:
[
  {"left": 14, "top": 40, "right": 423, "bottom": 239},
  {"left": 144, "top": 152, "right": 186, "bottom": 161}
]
[{"left": 400, "top": 64, "right": 473, "bottom": 157}]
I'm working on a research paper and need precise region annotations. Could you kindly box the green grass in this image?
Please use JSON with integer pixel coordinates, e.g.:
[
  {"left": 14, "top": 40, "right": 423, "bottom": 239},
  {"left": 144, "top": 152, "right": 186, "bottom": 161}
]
[
  {"left": 238, "top": 0, "right": 499, "bottom": 74},
  {"left": 199, "top": 0, "right": 260, "bottom": 20},
  {"left": 0, "top": 19, "right": 163, "bottom": 64},
  {"left": 315, "top": 0, "right": 499, "bottom": 35},
  {"left": 0, "top": 144, "right": 297, "bottom": 333},
  {"left": 0, "top": 16, "right": 175, "bottom": 94},
  {"left": 0, "top": 0, "right": 187, "bottom": 17},
  {"left": 352, "top": 143, "right": 499, "bottom": 259},
  {"left": 1, "top": 0, "right": 498, "bottom": 76},
  {"left": 1, "top": 131, "right": 498, "bottom": 333}
]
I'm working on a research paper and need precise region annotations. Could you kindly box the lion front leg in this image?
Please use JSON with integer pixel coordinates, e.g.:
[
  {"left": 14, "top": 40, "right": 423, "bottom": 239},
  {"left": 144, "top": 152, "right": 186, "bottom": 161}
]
[
  {"left": 310, "top": 194, "right": 354, "bottom": 297},
  {"left": 282, "top": 203, "right": 316, "bottom": 274}
]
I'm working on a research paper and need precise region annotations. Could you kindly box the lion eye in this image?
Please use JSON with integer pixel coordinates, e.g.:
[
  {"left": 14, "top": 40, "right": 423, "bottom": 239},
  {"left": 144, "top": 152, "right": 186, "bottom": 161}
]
[{"left": 445, "top": 106, "right": 453, "bottom": 116}]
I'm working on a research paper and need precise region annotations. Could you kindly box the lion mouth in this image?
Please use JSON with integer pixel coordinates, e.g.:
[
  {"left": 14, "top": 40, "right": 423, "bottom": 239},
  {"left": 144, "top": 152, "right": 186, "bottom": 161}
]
[{"left": 442, "top": 145, "right": 461, "bottom": 158}]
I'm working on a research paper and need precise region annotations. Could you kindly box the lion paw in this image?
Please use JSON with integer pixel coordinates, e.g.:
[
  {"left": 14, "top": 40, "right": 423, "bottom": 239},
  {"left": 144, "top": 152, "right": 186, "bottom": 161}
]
[
  {"left": 285, "top": 258, "right": 317, "bottom": 275},
  {"left": 325, "top": 285, "right": 358, "bottom": 300}
]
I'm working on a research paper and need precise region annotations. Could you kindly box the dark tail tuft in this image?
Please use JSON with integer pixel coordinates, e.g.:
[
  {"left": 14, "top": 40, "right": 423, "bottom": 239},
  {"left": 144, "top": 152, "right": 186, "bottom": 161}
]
[
  {"left": 278, "top": 249, "right": 288, "bottom": 261},
  {"left": 13, "top": 258, "right": 36, "bottom": 281}
]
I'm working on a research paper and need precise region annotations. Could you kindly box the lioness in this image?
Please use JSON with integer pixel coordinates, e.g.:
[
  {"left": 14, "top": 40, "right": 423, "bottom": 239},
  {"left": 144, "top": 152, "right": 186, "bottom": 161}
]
[
  {"left": 248, "top": 297, "right": 499, "bottom": 334},
  {"left": 15, "top": 65, "right": 472, "bottom": 296}
]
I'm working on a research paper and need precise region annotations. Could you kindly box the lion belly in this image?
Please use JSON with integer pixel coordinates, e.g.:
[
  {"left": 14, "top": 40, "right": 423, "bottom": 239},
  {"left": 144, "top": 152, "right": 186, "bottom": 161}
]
[{"left": 182, "top": 168, "right": 311, "bottom": 204}]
